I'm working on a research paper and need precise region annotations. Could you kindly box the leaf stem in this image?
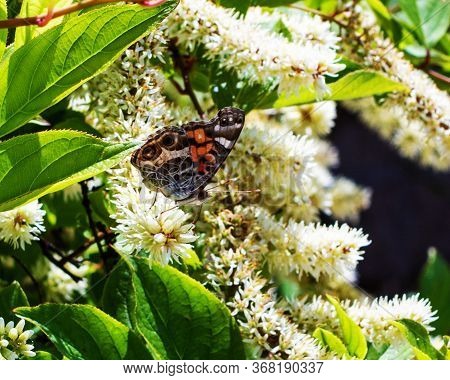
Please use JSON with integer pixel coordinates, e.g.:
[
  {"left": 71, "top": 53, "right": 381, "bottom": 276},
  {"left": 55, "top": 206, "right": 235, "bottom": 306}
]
[{"left": 0, "top": 0, "right": 167, "bottom": 29}]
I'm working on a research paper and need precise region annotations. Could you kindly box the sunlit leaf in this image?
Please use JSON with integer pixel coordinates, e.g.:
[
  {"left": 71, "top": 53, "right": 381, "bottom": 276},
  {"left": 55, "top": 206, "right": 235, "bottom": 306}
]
[
  {"left": 398, "top": 0, "right": 450, "bottom": 48},
  {"left": 0, "top": 130, "right": 136, "bottom": 211},
  {"left": 102, "top": 256, "right": 245, "bottom": 359},
  {"left": 0, "top": 2, "right": 177, "bottom": 137},
  {"left": 327, "top": 295, "right": 368, "bottom": 359},
  {"left": 274, "top": 70, "right": 407, "bottom": 107},
  {"left": 15, "top": 304, "right": 152, "bottom": 359}
]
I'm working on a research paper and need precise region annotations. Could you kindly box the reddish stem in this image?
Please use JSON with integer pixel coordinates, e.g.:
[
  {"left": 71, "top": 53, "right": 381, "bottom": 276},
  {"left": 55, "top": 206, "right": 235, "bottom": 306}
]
[{"left": 0, "top": 0, "right": 166, "bottom": 29}]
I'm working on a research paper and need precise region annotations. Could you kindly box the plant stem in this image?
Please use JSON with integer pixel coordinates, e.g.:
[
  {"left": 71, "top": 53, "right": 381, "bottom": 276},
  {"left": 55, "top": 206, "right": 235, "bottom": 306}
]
[
  {"left": 80, "top": 181, "right": 107, "bottom": 266},
  {"left": 12, "top": 255, "right": 43, "bottom": 303},
  {"left": 38, "top": 239, "right": 82, "bottom": 282},
  {"left": 169, "top": 40, "right": 206, "bottom": 119},
  {"left": 60, "top": 231, "right": 106, "bottom": 265},
  {"left": 0, "top": 0, "right": 166, "bottom": 29},
  {"left": 427, "top": 69, "right": 450, "bottom": 84}
]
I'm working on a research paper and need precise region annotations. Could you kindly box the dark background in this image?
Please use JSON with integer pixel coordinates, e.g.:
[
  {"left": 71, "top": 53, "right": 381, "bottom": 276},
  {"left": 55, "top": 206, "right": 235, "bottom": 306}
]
[{"left": 331, "top": 106, "right": 450, "bottom": 296}]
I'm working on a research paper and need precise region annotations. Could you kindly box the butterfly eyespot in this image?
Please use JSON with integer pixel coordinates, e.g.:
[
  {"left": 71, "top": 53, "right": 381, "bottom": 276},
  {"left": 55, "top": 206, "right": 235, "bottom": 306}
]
[
  {"left": 135, "top": 107, "right": 245, "bottom": 202},
  {"left": 142, "top": 145, "right": 157, "bottom": 159},
  {"left": 162, "top": 134, "right": 176, "bottom": 147}
]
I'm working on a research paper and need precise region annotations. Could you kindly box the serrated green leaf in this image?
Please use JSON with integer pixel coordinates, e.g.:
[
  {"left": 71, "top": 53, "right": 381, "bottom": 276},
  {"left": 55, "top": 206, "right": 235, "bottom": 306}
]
[
  {"left": 273, "top": 70, "right": 407, "bottom": 107},
  {"left": 327, "top": 295, "right": 368, "bottom": 359},
  {"left": 0, "top": 2, "right": 177, "bottom": 137},
  {"left": 15, "top": 304, "right": 152, "bottom": 359},
  {"left": 0, "top": 281, "right": 29, "bottom": 322},
  {"left": 419, "top": 248, "right": 450, "bottom": 335},
  {"left": 5, "top": 0, "right": 21, "bottom": 19},
  {"left": 0, "top": 130, "right": 136, "bottom": 211},
  {"left": 102, "top": 256, "right": 245, "bottom": 359},
  {"left": 398, "top": 0, "right": 450, "bottom": 48},
  {"left": 313, "top": 327, "right": 349, "bottom": 356},
  {"left": 0, "top": 0, "right": 6, "bottom": 60},
  {"left": 393, "top": 319, "right": 444, "bottom": 360}
]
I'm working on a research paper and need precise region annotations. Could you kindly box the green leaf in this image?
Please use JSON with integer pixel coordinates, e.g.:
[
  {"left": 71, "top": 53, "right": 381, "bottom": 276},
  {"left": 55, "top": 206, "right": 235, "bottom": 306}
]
[
  {"left": 219, "top": 0, "right": 252, "bottom": 14},
  {"left": 273, "top": 70, "right": 407, "bottom": 107},
  {"left": 0, "top": 281, "right": 29, "bottom": 321},
  {"left": 365, "top": 343, "right": 389, "bottom": 360},
  {"left": 0, "top": 2, "right": 177, "bottom": 137},
  {"left": 398, "top": 0, "right": 450, "bottom": 48},
  {"left": 14, "top": 0, "right": 72, "bottom": 49},
  {"left": 443, "top": 336, "right": 450, "bottom": 360},
  {"left": 0, "top": 0, "right": 6, "bottom": 60},
  {"left": 378, "top": 342, "right": 414, "bottom": 360},
  {"left": 273, "top": 18, "right": 293, "bottom": 41},
  {"left": 304, "top": 0, "right": 338, "bottom": 13},
  {"left": 366, "top": 0, "right": 402, "bottom": 43},
  {"left": 219, "top": 1, "right": 299, "bottom": 15},
  {"left": 326, "top": 295, "right": 368, "bottom": 359},
  {"left": 412, "top": 347, "right": 432, "bottom": 360},
  {"left": 210, "top": 66, "right": 278, "bottom": 112},
  {"left": 419, "top": 248, "right": 450, "bottom": 335},
  {"left": 392, "top": 319, "right": 444, "bottom": 360},
  {"left": 254, "top": 0, "right": 300, "bottom": 7},
  {"left": 313, "top": 327, "right": 349, "bottom": 357},
  {"left": 15, "top": 0, "right": 72, "bottom": 49},
  {"left": 15, "top": 304, "right": 152, "bottom": 359},
  {"left": 367, "top": 0, "right": 391, "bottom": 20},
  {"left": 102, "top": 256, "right": 245, "bottom": 359},
  {"left": 0, "top": 130, "right": 136, "bottom": 211}
]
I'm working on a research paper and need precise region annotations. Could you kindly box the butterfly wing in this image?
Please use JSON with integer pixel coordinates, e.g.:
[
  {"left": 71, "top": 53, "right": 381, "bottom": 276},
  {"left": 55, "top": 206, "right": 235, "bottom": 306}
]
[
  {"left": 131, "top": 107, "right": 245, "bottom": 201},
  {"left": 182, "top": 107, "right": 245, "bottom": 195}
]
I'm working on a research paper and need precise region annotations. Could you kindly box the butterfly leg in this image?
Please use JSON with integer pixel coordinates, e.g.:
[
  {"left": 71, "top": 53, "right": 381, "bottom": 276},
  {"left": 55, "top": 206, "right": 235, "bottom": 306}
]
[{"left": 191, "top": 203, "right": 203, "bottom": 224}]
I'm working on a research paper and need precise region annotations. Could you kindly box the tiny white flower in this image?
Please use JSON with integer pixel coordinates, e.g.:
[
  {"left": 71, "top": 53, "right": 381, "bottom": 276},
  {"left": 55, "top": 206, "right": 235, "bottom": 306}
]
[
  {"left": 0, "top": 201, "right": 46, "bottom": 250},
  {"left": 112, "top": 185, "right": 197, "bottom": 265},
  {"left": 0, "top": 318, "right": 35, "bottom": 360}
]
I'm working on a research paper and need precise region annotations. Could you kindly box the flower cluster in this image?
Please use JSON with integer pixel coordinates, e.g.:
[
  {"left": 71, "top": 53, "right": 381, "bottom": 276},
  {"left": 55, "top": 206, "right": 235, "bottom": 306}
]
[
  {"left": 345, "top": 98, "right": 450, "bottom": 170},
  {"left": 0, "top": 201, "right": 46, "bottom": 250},
  {"left": 257, "top": 209, "right": 370, "bottom": 282},
  {"left": 111, "top": 182, "right": 197, "bottom": 265},
  {"left": 204, "top": 208, "right": 329, "bottom": 359},
  {"left": 65, "top": 0, "right": 443, "bottom": 360},
  {"left": 288, "top": 294, "right": 438, "bottom": 348},
  {"left": 166, "top": 0, "right": 345, "bottom": 98},
  {"left": 218, "top": 108, "right": 370, "bottom": 222},
  {"left": 0, "top": 318, "right": 35, "bottom": 360},
  {"left": 71, "top": 33, "right": 198, "bottom": 266},
  {"left": 335, "top": 2, "right": 450, "bottom": 170}
]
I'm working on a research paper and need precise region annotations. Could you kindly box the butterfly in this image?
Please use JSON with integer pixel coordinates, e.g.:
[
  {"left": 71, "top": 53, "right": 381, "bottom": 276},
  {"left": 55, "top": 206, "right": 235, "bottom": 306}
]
[{"left": 131, "top": 107, "right": 245, "bottom": 203}]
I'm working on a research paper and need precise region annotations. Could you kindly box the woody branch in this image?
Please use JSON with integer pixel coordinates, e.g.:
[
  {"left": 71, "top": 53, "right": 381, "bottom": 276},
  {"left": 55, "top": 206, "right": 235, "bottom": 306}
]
[{"left": 0, "top": 0, "right": 166, "bottom": 29}]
